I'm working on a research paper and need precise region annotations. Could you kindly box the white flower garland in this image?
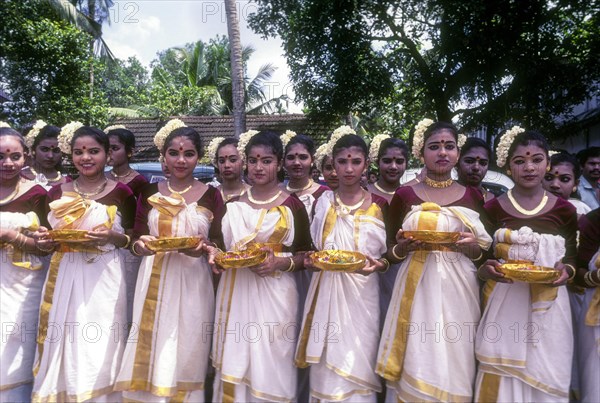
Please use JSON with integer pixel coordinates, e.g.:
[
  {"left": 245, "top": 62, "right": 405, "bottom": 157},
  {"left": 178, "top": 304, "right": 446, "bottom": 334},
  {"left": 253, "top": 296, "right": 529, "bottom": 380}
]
[
  {"left": 58, "top": 121, "right": 84, "bottom": 155},
  {"left": 0, "top": 121, "right": 11, "bottom": 128},
  {"left": 280, "top": 130, "right": 297, "bottom": 149},
  {"left": 24, "top": 120, "right": 48, "bottom": 149},
  {"left": 411, "top": 118, "right": 434, "bottom": 158},
  {"left": 548, "top": 150, "right": 559, "bottom": 157},
  {"left": 369, "top": 133, "right": 391, "bottom": 162},
  {"left": 154, "top": 119, "right": 187, "bottom": 152},
  {"left": 236, "top": 129, "right": 260, "bottom": 161},
  {"left": 314, "top": 143, "right": 331, "bottom": 171},
  {"left": 458, "top": 133, "right": 467, "bottom": 148},
  {"left": 206, "top": 136, "right": 226, "bottom": 166},
  {"left": 328, "top": 125, "right": 356, "bottom": 153},
  {"left": 104, "top": 124, "right": 127, "bottom": 133},
  {"left": 496, "top": 125, "right": 525, "bottom": 168}
]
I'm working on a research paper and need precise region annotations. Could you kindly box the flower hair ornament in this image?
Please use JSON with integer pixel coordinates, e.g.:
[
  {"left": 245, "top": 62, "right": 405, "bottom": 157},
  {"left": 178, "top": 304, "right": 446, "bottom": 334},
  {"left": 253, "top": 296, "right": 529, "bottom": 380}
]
[
  {"left": 24, "top": 120, "right": 48, "bottom": 149},
  {"left": 154, "top": 119, "right": 187, "bottom": 153},
  {"left": 0, "top": 121, "right": 11, "bottom": 128},
  {"left": 314, "top": 143, "right": 331, "bottom": 171},
  {"left": 369, "top": 133, "right": 391, "bottom": 162},
  {"left": 206, "top": 136, "right": 226, "bottom": 166},
  {"left": 458, "top": 133, "right": 467, "bottom": 148},
  {"left": 328, "top": 125, "right": 356, "bottom": 152},
  {"left": 548, "top": 150, "right": 559, "bottom": 157},
  {"left": 236, "top": 129, "right": 260, "bottom": 161},
  {"left": 104, "top": 124, "right": 127, "bottom": 133},
  {"left": 280, "top": 130, "right": 297, "bottom": 149},
  {"left": 411, "top": 118, "right": 434, "bottom": 158},
  {"left": 58, "top": 121, "right": 84, "bottom": 154},
  {"left": 496, "top": 125, "right": 525, "bottom": 168}
]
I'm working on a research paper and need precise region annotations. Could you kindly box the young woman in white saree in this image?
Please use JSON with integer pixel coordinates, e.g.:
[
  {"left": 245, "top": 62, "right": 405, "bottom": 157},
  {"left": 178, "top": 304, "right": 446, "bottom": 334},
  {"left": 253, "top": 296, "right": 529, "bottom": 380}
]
[
  {"left": 32, "top": 124, "right": 136, "bottom": 402},
  {"left": 475, "top": 129, "right": 577, "bottom": 402},
  {"left": 208, "top": 130, "right": 312, "bottom": 402},
  {"left": 114, "top": 121, "right": 224, "bottom": 402},
  {"left": 0, "top": 128, "right": 48, "bottom": 402},
  {"left": 295, "top": 131, "right": 390, "bottom": 402},
  {"left": 377, "top": 120, "right": 492, "bottom": 402}
]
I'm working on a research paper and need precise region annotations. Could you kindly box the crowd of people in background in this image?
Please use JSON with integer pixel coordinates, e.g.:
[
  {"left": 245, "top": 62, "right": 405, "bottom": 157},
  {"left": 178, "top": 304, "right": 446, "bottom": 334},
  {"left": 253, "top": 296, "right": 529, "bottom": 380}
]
[{"left": 0, "top": 118, "right": 599, "bottom": 403}]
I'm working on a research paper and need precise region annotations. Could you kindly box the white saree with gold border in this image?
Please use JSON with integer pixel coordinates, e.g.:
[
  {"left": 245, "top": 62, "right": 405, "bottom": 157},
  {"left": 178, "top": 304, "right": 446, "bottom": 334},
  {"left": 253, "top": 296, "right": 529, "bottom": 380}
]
[
  {"left": 578, "top": 250, "right": 599, "bottom": 403},
  {"left": 296, "top": 191, "right": 387, "bottom": 402},
  {"left": 0, "top": 211, "right": 44, "bottom": 402},
  {"left": 212, "top": 201, "right": 299, "bottom": 402},
  {"left": 32, "top": 192, "right": 126, "bottom": 403},
  {"left": 115, "top": 193, "right": 215, "bottom": 402},
  {"left": 376, "top": 202, "right": 492, "bottom": 402},
  {"left": 475, "top": 226, "right": 573, "bottom": 402}
]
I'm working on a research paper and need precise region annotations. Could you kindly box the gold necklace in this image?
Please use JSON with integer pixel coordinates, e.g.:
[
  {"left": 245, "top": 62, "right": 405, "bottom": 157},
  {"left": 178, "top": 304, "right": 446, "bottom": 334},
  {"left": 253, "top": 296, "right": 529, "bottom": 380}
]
[
  {"left": 335, "top": 190, "right": 366, "bottom": 214},
  {"left": 247, "top": 188, "right": 282, "bottom": 205},
  {"left": 167, "top": 181, "right": 194, "bottom": 195},
  {"left": 424, "top": 176, "right": 453, "bottom": 188},
  {"left": 110, "top": 168, "right": 133, "bottom": 179},
  {"left": 0, "top": 180, "right": 20, "bottom": 205},
  {"left": 220, "top": 185, "right": 246, "bottom": 201},
  {"left": 373, "top": 181, "right": 396, "bottom": 195},
  {"left": 507, "top": 190, "right": 548, "bottom": 216},
  {"left": 286, "top": 179, "right": 313, "bottom": 193},
  {"left": 74, "top": 178, "right": 108, "bottom": 199},
  {"left": 30, "top": 166, "right": 62, "bottom": 182}
]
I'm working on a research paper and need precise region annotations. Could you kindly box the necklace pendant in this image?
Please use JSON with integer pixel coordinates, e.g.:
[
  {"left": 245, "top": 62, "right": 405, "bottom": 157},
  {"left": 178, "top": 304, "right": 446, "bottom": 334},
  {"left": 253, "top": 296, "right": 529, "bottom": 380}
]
[{"left": 424, "top": 176, "right": 453, "bottom": 188}]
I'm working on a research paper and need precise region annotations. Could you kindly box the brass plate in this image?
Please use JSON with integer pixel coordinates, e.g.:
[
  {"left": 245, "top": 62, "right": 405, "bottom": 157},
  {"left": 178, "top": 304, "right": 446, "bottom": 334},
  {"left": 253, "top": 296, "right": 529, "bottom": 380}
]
[
  {"left": 312, "top": 250, "right": 366, "bottom": 272},
  {"left": 145, "top": 237, "right": 201, "bottom": 252},
  {"left": 215, "top": 249, "right": 268, "bottom": 269},
  {"left": 402, "top": 230, "right": 461, "bottom": 244},
  {"left": 48, "top": 229, "right": 93, "bottom": 243},
  {"left": 498, "top": 262, "right": 560, "bottom": 284}
]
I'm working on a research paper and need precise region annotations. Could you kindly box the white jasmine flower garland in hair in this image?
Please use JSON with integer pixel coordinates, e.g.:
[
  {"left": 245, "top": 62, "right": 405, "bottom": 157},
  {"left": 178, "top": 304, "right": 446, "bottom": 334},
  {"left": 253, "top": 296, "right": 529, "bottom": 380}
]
[
  {"left": 328, "top": 125, "right": 356, "bottom": 152},
  {"left": 236, "top": 129, "right": 259, "bottom": 161},
  {"left": 411, "top": 118, "right": 434, "bottom": 158},
  {"left": 496, "top": 125, "right": 525, "bottom": 168},
  {"left": 104, "top": 124, "right": 127, "bottom": 133},
  {"left": 0, "top": 121, "right": 11, "bottom": 128},
  {"left": 25, "top": 120, "right": 48, "bottom": 149},
  {"left": 154, "top": 119, "right": 187, "bottom": 152},
  {"left": 458, "top": 133, "right": 467, "bottom": 148},
  {"left": 314, "top": 143, "right": 330, "bottom": 171},
  {"left": 58, "top": 121, "right": 84, "bottom": 154},
  {"left": 369, "top": 133, "right": 391, "bottom": 162},
  {"left": 206, "top": 136, "right": 226, "bottom": 166},
  {"left": 280, "top": 130, "right": 297, "bottom": 149}
]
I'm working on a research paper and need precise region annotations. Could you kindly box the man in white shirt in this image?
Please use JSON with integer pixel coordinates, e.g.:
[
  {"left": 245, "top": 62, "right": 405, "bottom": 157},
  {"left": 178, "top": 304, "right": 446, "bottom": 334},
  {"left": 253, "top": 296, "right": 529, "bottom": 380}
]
[{"left": 577, "top": 146, "right": 600, "bottom": 210}]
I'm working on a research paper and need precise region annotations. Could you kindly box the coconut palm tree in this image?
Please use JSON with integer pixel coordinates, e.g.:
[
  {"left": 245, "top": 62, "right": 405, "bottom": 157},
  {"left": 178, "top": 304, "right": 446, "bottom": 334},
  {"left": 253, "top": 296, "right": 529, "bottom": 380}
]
[{"left": 224, "top": 0, "right": 245, "bottom": 137}]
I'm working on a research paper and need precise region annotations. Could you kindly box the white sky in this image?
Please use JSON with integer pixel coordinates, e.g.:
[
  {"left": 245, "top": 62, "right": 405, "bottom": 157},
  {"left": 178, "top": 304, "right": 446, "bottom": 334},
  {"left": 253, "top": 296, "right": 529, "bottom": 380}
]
[{"left": 103, "top": 0, "right": 301, "bottom": 112}]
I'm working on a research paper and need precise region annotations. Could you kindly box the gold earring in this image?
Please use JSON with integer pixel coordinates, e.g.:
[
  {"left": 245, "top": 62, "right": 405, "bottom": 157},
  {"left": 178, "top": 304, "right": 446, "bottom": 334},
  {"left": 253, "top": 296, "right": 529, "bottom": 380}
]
[
  {"left": 573, "top": 186, "right": 577, "bottom": 193},
  {"left": 506, "top": 169, "right": 511, "bottom": 177},
  {"left": 546, "top": 165, "right": 551, "bottom": 172}
]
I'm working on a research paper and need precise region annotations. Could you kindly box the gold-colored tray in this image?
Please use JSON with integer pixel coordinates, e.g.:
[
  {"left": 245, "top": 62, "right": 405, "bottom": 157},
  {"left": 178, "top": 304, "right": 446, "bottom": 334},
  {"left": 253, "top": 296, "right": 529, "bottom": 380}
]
[
  {"left": 403, "top": 230, "right": 461, "bottom": 244},
  {"left": 215, "top": 249, "right": 268, "bottom": 269},
  {"left": 48, "top": 229, "right": 93, "bottom": 243},
  {"left": 145, "top": 237, "right": 201, "bottom": 252},
  {"left": 312, "top": 250, "right": 366, "bottom": 272},
  {"left": 498, "top": 262, "right": 560, "bottom": 284}
]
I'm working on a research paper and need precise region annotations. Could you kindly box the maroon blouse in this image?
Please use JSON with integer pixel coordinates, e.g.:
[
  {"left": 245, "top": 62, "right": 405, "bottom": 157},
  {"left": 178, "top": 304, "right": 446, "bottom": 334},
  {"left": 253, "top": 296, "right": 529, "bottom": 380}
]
[
  {"left": 484, "top": 196, "right": 578, "bottom": 267},
  {"left": 0, "top": 184, "right": 49, "bottom": 227},
  {"left": 578, "top": 207, "right": 600, "bottom": 269},
  {"left": 280, "top": 193, "right": 313, "bottom": 252},
  {"left": 133, "top": 184, "right": 225, "bottom": 248},
  {"left": 125, "top": 174, "right": 149, "bottom": 198},
  {"left": 47, "top": 182, "right": 137, "bottom": 231}
]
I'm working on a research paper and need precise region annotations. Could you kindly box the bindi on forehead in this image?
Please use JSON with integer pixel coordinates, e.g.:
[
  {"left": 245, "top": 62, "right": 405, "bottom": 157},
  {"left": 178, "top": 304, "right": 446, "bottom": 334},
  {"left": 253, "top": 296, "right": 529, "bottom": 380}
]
[
  {"left": 82, "top": 146, "right": 86, "bottom": 150},
  {"left": 347, "top": 154, "right": 352, "bottom": 158},
  {"left": 6, "top": 149, "right": 10, "bottom": 153},
  {"left": 526, "top": 151, "right": 530, "bottom": 156}
]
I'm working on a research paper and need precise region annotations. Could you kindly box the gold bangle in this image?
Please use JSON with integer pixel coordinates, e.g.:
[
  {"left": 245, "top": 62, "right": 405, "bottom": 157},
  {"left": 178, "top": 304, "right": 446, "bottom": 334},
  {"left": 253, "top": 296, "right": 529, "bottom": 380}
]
[
  {"left": 9, "top": 231, "right": 20, "bottom": 245},
  {"left": 379, "top": 258, "right": 391, "bottom": 273},
  {"left": 391, "top": 244, "right": 407, "bottom": 261},
  {"left": 130, "top": 240, "right": 143, "bottom": 257},
  {"left": 564, "top": 264, "right": 576, "bottom": 282},
  {"left": 470, "top": 249, "right": 483, "bottom": 262},
  {"left": 282, "top": 257, "right": 295, "bottom": 273},
  {"left": 584, "top": 271, "right": 600, "bottom": 287},
  {"left": 122, "top": 234, "right": 131, "bottom": 249}
]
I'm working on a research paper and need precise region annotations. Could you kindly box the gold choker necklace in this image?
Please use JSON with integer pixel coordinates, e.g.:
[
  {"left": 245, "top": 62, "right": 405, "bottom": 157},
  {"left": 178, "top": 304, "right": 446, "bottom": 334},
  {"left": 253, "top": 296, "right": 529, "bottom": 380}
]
[
  {"left": 286, "top": 179, "right": 313, "bottom": 193},
  {"left": 424, "top": 176, "right": 453, "bottom": 188},
  {"left": 167, "top": 181, "right": 193, "bottom": 195},
  {"left": 110, "top": 168, "right": 133, "bottom": 179},
  {"left": 373, "top": 181, "right": 396, "bottom": 195},
  {"left": 30, "top": 166, "right": 61, "bottom": 182},
  {"left": 507, "top": 190, "right": 548, "bottom": 216},
  {"left": 74, "top": 178, "right": 108, "bottom": 199},
  {"left": 335, "top": 191, "right": 366, "bottom": 215},
  {"left": 247, "top": 188, "right": 282, "bottom": 205}
]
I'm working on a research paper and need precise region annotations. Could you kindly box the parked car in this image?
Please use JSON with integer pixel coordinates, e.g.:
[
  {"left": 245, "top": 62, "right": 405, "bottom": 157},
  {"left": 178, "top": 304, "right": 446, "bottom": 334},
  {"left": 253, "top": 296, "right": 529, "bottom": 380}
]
[
  {"left": 108, "top": 162, "right": 215, "bottom": 184},
  {"left": 400, "top": 168, "right": 513, "bottom": 196}
]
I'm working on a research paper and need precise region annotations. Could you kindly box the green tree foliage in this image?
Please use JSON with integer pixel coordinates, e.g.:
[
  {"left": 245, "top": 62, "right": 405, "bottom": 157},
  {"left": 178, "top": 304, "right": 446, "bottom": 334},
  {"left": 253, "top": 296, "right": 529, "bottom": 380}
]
[
  {"left": 0, "top": 0, "right": 108, "bottom": 126},
  {"left": 99, "top": 56, "right": 150, "bottom": 108},
  {"left": 249, "top": 0, "right": 600, "bottom": 137}
]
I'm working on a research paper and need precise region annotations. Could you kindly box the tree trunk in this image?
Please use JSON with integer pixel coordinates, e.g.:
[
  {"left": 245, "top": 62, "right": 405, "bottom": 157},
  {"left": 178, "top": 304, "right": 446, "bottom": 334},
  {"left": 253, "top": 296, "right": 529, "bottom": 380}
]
[
  {"left": 224, "top": 0, "right": 245, "bottom": 138},
  {"left": 88, "top": 0, "right": 96, "bottom": 106}
]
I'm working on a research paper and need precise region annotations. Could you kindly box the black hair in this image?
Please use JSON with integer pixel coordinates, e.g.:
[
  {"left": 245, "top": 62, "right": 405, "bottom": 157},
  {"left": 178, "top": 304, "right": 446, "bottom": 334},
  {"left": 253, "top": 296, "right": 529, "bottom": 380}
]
[
  {"left": 506, "top": 130, "right": 549, "bottom": 165},
  {"left": 576, "top": 146, "right": 600, "bottom": 166},
  {"left": 22, "top": 124, "right": 61, "bottom": 151},
  {"left": 72, "top": 126, "right": 109, "bottom": 153},
  {"left": 107, "top": 128, "right": 136, "bottom": 156},
  {"left": 245, "top": 131, "right": 283, "bottom": 161},
  {"left": 216, "top": 137, "right": 238, "bottom": 159},
  {"left": 423, "top": 121, "right": 458, "bottom": 142},
  {"left": 285, "top": 134, "right": 315, "bottom": 157},
  {"left": 550, "top": 152, "right": 581, "bottom": 179},
  {"left": 0, "top": 127, "right": 26, "bottom": 150},
  {"left": 331, "top": 134, "right": 368, "bottom": 159},
  {"left": 163, "top": 126, "right": 203, "bottom": 157},
  {"left": 377, "top": 137, "right": 409, "bottom": 163},
  {"left": 460, "top": 137, "right": 492, "bottom": 160}
]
